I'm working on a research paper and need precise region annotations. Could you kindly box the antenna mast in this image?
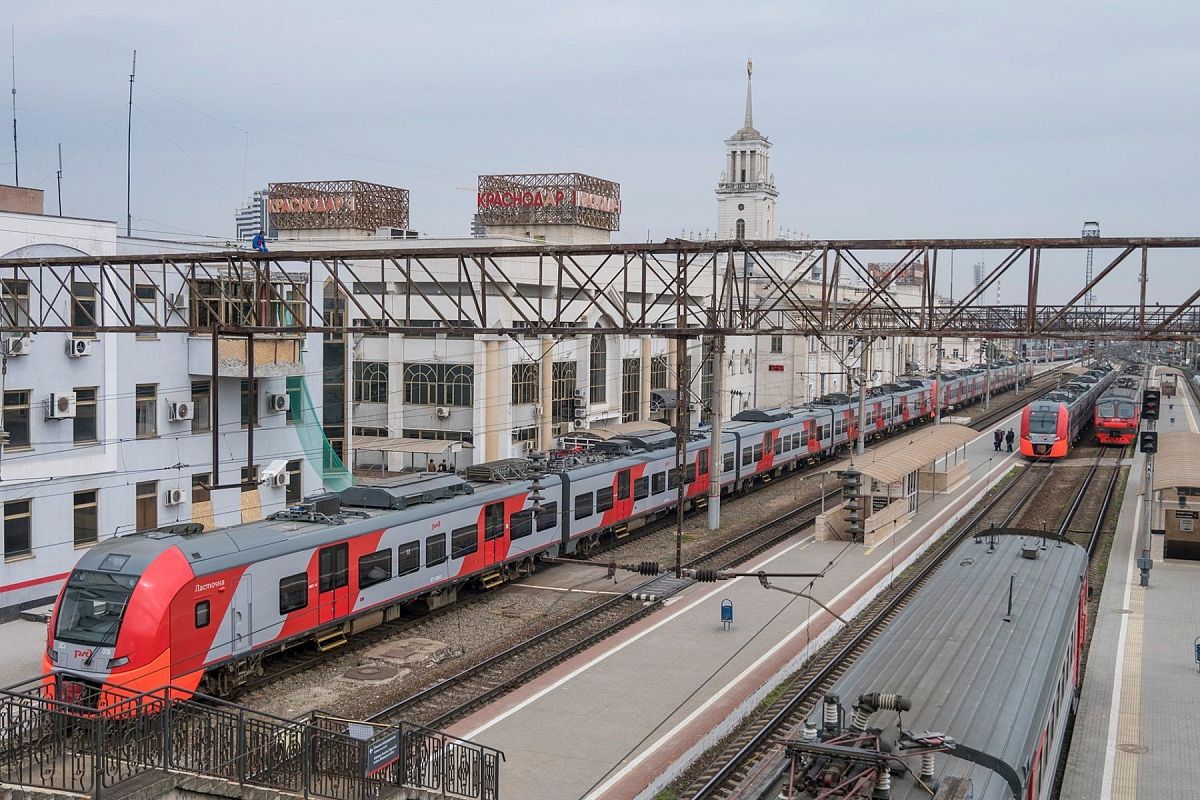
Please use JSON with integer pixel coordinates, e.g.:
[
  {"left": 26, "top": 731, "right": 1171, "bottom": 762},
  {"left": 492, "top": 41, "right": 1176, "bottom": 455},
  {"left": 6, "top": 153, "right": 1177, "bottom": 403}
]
[
  {"left": 56, "top": 143, "right": 62, "bottom": 216},
  {"left": 126, "top": 50, "right": 136, "bottom": 236},
  {"left": 10, "top": 27, "right": 17, "bottom": 186}
]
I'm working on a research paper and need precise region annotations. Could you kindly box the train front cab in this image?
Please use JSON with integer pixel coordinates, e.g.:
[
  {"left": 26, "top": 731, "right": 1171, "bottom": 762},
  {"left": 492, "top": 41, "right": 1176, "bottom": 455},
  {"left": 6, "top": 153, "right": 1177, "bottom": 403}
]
[{"left": 1020, "top": 403, "right": 1070, "bottom": 459}]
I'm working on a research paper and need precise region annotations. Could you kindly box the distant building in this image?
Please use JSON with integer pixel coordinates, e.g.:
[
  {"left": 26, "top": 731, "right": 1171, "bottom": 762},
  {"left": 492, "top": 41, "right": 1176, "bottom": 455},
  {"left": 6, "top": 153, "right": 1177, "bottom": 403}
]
[
  {"left": 470, "top": 213, "right": 487, "bottom": 238},
  {"left": 867, "top": 260, "right": 926, "bottom": 286},
  {"left": 235, "top": 189, "right": 275, "bottom": 241}
]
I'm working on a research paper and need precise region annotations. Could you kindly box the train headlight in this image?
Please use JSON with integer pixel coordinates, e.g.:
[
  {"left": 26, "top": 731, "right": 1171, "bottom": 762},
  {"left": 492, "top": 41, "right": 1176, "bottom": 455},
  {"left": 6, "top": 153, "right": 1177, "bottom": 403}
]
[
  {"left": 107, "top": 656, "right": 130, "bottom": 669},
  {"left": 46, "top": 647, "right": 58, "bottom": 663}
]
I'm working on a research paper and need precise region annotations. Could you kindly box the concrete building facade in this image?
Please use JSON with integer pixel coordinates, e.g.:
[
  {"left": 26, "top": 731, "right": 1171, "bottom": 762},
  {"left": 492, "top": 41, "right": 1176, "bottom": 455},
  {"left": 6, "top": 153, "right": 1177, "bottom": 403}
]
[{"left": 0, "top": 199, "right": 329, "bottom": 614}]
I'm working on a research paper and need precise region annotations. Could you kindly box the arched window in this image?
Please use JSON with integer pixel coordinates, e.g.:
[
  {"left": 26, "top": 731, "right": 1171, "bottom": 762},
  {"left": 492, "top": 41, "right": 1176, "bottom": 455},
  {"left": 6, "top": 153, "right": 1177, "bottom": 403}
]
[
  {"left": 353, "top": 362, "right": 389, "bottom": 403},
  {"left": 403, "top": 363, "right": 438, "bottom": 405},
  {"left": 735, "top": 218, "right": 746, "bottom": 239},
  {"left": 444, "top": 365, "right": 474, "bottom": 407},
  {"left": 590, "top": 332, "right": 608, "bottom": 403}
]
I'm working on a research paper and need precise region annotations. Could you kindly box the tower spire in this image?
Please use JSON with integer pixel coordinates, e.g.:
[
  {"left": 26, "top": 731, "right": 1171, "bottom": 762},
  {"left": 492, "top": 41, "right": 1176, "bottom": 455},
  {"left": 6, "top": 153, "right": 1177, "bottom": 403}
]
[{"left": 744, "top": 58, "right": 754, "bottom": 130}]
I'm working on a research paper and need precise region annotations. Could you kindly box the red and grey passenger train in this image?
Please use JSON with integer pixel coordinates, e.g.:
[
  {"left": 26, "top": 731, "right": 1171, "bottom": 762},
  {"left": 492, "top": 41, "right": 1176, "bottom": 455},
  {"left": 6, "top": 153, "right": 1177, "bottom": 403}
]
[
  {"left": 1093, "top": 372, "right": 1142, "bottom": 446},
  {"left": 44, "top": 363, "right": 1031, "bottom": 699},
  {"left": 1019, "top": 365, "right": 1116, "bottom": 459}
]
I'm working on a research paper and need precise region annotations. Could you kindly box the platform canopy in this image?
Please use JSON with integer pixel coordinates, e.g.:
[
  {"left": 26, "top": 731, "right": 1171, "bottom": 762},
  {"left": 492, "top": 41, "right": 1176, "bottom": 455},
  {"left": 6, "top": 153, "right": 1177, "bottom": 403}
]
[
  {"left": 840, "top": 423, "right": 979, "bottom": 485},
  {"left": 1145, "top": 431, "right": 1200, "bottom": 493},
  {"left": 352, "top": 435, "right": 465, "bottom": 456}
]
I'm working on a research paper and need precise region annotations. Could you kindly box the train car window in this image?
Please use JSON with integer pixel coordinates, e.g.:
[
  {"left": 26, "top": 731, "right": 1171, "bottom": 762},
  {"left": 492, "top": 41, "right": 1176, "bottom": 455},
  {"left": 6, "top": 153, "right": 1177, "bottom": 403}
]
[
  {"left": 279, "top": 573, "right": 308, "bottom": 614},
  {"left": 426, "top": 534, "right": 447, "bottom": 567},
  {"left": 634, "top": 477, "right": 649, "bottom": 500},
  {"left": 684, "top": 464, "right": 697, "bottom": 484},
  {"left": 741, "top": 447, "right": 753, "bottom": 466},
  {"left": 194, "top": 600, "right": 210, "bottom": 629},
  {"left": 774, "top": 438, "right": 782, "bottom": 455},
  {"left": 617, "top": 470, "right": 631, "bottom": 500},
  {"left": 821, "top": 425, "right": 830, "bottom": 440},
  {"left": 318, "top": 544, "right": 349, "bottom": 593},
  {"left": 667, "top": 468, "right": 680, "bottom": 489},
  {"left": 536, "top": 502, "right": 558, "bottom": 531},
  {"left": 652, "top": 472, "right": 666, "bottom": 494},
  {"left": 752, "top": 444, "right": 763, "bottom": 461},
  {"left": 451, "top": 525, "right": 478, "bottom": 559},
  {"left": 358, "top": 549, "right": 392, "bottom": 589},
  {"left": 723, "top": 452, "right": 734, "bottom": 472},
  {"left": 596, "top": 487, "right": 614, "bottom": 512},
  {"left": 574, "top": 492, "right": 594, "bottom": 520},
  {"left": 510, "top": 510, "right": 534, "bottom": 540},
  {"left": 698, "top": 450, "right": 709, "bottom": 476},
  {"left": 397, "top": 542, "right": 420, "bottom": 576},
  {"left": 484, "top": 503, "right": 505, "bottom": 541}
]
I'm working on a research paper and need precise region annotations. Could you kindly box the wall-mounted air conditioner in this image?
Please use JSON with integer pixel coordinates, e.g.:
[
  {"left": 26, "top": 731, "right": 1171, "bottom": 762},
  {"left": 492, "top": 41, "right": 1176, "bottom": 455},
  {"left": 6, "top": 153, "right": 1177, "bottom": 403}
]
[
  {"left": 168, "top": 401, "right": 194, "bottom": 422},
  {"left": 47, "top": 392, "right": 77, "bottom": 419},
  {"left": 66, "top": 338, "right": 94, "bottom": 358}
]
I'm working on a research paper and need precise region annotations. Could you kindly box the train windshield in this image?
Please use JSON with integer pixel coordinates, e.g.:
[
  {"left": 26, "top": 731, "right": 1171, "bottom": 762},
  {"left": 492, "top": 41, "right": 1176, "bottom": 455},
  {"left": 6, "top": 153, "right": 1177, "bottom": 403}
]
[
  {"left": 54, "top": 570, "right": 138, "bottom": 647},
  {"left": 1028, "top": 410, "right": 1060, "bottom": 434},
  {"left": 1096, "top": 401, "right": 1136, "bottom": 419}
]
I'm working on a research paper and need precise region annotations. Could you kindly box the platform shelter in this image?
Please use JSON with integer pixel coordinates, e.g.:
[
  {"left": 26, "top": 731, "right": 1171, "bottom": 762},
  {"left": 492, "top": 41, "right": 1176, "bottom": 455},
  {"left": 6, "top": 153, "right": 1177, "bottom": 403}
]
[
  {"left": 1141, "top": 430, "right": 1200, "bottom": 559},
  {"left": 817, "top": 423, "right": 978, "bottom": 546}
]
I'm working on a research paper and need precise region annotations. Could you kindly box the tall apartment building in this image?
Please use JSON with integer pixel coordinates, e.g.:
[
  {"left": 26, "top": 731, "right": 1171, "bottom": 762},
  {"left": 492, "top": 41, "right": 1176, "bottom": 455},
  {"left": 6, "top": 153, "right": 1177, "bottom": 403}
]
[{"left": 235, "top": 189, "right": 275, "bottom": 241}]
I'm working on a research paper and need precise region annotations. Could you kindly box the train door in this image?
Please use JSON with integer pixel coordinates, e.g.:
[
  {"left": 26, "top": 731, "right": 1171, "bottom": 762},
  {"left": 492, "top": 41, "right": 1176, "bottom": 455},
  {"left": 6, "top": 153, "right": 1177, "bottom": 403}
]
[
  {"left": 230, "top": 575, "right": 253, "bottom": 655},
  {"left": 482, "top": 501, "right": 506, "bottom": 566},
  {"left": 317, "top": 543, "right": 349, "bottom": 625}
]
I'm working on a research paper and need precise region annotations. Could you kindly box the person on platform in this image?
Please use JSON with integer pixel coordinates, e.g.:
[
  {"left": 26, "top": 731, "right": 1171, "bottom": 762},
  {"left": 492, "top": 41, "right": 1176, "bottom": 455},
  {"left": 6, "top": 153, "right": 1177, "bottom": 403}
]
[
  {"left": 994, "top": 429, "right": 1003, "bottom": 451},
  {"left": 1005, "top": 428, "right": 1015, "bottom": 452},
  {"left": 427, "top": 459, "right": 436, "bottom": 473},
  {"left": 252, "top": 230, "right": 268, "bottom": 253},
  {"left": 439, "top": 460, "right": 449, "bottom": 473}
]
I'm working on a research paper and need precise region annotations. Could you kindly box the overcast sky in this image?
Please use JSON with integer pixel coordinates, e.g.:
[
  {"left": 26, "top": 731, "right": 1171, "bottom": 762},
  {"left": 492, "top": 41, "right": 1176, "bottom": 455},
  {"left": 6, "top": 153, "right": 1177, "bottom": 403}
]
[{"left": 5, "top": 1, "right": 1198, "bottom": 304}]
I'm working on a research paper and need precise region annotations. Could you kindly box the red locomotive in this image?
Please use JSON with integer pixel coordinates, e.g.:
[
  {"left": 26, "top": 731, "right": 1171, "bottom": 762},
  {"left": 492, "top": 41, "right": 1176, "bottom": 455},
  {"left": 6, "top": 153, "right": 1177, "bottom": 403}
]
[{"left": 1094, "top": 374, "right": 1142, "bottom": 446}]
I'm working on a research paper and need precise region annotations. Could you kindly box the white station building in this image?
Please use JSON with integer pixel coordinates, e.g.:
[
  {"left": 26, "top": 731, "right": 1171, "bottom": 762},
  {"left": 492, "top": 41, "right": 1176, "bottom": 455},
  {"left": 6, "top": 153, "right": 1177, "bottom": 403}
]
[{"left": 0, "top": 185, "right": 329, "bottom": 614}]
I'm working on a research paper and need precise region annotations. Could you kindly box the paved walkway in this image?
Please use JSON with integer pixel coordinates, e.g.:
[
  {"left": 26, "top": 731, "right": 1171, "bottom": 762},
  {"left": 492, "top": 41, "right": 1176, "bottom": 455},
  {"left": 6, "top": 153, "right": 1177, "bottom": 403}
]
[
  {"left": 0, "top": 619, "right": 50, "bottom": 688},
  {"left": 451, "top": 411, "right": 1030, "bottom": 800},
  {"left": 1060, "top": 367, "right": 1200, "bottom": 800}
]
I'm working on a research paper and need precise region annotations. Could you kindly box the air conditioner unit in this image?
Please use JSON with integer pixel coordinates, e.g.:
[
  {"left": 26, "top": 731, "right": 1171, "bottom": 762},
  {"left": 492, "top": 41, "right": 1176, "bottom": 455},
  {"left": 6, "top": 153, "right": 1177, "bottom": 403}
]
[
  {"left": 168, "top": 401, "right": 194, "bottom": 422},
  {"left": 572, "top": 418, "right": 587, "bottom": 430},
  {"left": 46, "top": 392, "right": 77, "bottom": 420},
  {"left": 269, "top": 472, "right": 288, "bottom": 488},
  {"left": 164, "top": 487, "right": 187, "bottom": 506},
  {"left": 260, "top": 458, "right": 289, "bottom": 487},
  {"left": 435, "top": 406, "right": 451, "bottom": 419},
  {"left": 573, "top": 407, "right": 587, "bottom": 418},
  {"left": 572, "top": 388, "right": 584, "bottom": 398},
  {"left": 267, "top": 393, "right": 290, "bottom": 413},
  {"left": 3, "top": 337, "right": 31, "bottom": 356},
  {"left": 166, "top": 290, "right": 187, "bottom": 311},
  {"left": 532, "top": 406, "right": 543, "bottom": 418},
  {"left": 66, "top": 338, "right": 94, "bottom": 358}
]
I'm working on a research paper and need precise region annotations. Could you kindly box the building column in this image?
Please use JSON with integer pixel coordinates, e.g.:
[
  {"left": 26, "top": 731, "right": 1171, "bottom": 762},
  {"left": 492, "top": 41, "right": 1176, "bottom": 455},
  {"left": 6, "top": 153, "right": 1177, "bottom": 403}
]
[
  {"left": 540, "top": 335, "right": 554, "bottom": 451},
  {"left": 640, "top": 337, "right": 652, "bottom": 420},
  {"left": 485, "top": 339, "right": 504, "bottom": 461}
]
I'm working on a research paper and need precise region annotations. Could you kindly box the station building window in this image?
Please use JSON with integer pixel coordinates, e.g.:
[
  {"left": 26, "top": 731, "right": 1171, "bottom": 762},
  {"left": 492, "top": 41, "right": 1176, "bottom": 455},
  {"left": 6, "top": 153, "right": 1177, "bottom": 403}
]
[
  {"left": 3, "top": 500, "right": 31, "bottom": 559},
  {"left": 135, "top": 384, "right": 157, "bottom": 438},
  {"left": 74, "top": 387, "right": 98, "bottom": 445},
  {"left": 512, "top": 363, "right": 539, "bottom": 405},
  {"left": 354, "top": 362, "right": 389, "bottom": 403},
  {"left": 73, "top": 491, "right": 98, "bottom": 547},
  {"left": 3, "top": 390, "right": 30, "bottom": 449},
  {"left": 403, "top": 363, "right": 473, "bottom": 406}
]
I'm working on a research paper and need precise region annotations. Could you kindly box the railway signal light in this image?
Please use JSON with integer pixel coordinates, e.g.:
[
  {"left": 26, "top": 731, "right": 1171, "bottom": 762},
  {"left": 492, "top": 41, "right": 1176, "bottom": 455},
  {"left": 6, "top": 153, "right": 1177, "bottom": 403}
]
[
  {"left": 1142, "top": 389, "right": 1161, "bottom": 421},
  {"left": 1139, "top": 431, "right": 1158, "bottom": 454},
  {"left": 840, "top": 467, "right": 863, "bottom": 540}
]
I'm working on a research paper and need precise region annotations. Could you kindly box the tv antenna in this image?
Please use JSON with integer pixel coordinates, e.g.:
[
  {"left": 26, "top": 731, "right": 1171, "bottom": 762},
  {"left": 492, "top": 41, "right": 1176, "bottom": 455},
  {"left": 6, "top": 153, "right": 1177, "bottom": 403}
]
[
  {"left": 9, "top": 27, "right": 17, "bottom": 186},
  {"left": 125, "top": 50, "right": 136, "bottom": 236}
]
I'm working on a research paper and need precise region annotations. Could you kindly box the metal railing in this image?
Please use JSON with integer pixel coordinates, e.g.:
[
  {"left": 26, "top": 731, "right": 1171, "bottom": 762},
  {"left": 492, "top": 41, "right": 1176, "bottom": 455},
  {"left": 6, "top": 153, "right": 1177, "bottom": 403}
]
[{"left": 0, "top": 675, "right": 502, "bottom": 800}]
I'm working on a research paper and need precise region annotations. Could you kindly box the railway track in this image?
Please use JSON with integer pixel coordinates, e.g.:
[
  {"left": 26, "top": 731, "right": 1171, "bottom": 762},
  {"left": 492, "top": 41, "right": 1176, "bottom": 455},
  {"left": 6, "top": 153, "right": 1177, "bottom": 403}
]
[
  {"left": 676, "top": 437, "right": 1122, "bottom": 800},
  {"left": 365, "top": 491, "right": 843, "bottom": 729}
]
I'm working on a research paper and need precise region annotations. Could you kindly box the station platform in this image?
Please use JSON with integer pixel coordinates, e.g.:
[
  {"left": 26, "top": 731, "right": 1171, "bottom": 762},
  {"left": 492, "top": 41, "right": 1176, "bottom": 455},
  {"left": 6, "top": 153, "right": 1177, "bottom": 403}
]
[
  {"left": 1061, "top": 369, "right": 1200, "bottom": 800},
  {"left": 451, "top": 411, "right": 1031, "bottom": 800}
]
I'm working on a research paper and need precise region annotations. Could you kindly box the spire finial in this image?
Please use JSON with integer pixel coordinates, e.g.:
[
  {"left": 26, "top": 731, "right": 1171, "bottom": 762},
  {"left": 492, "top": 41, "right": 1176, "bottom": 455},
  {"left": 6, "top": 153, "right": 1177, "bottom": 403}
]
[{"left": 743, "top": 58, "right": 754, "bottom": 129}]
